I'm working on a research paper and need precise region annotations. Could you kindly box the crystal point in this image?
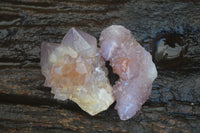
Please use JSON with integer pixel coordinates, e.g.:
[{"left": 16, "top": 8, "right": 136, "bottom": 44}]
[
  {"left": 62, "top": 28, "right": 97, "bottom": 57},
  {"left": 99, "top": 25, "right": 157, "bottom": 120}
]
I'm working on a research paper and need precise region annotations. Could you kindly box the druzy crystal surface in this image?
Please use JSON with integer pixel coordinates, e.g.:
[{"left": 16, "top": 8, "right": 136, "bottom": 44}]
[
  {"left": 99, "top": 25, "right": 157, "bottom": 120},
  {"left": 40, "top": 28, "right": 114, "bottom": 115}
]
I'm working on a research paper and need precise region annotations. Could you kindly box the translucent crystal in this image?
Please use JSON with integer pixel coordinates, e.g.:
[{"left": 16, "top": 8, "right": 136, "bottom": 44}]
[
  {"left": 99, "top": 25, "right": 157, "bottom": 120},
  {"left": 40, "top": 28, "right": 114, "bottom": 115}
]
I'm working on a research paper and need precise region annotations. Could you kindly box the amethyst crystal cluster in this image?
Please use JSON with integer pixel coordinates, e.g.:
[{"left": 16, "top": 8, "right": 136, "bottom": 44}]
[
  {"left": 41, "top": 28, "right": 114, "bottom": 115},
  {"left": 40, "top": 25, "right": 157, "bottom": 120},
  {"left": 99, "top": 25, "right": 157, "bottom": 120}
]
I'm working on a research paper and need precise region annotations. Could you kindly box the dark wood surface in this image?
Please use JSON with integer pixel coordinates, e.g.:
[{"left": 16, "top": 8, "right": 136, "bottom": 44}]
[{"left": 0, "top": 0, "right": 200, "bottom": 132}]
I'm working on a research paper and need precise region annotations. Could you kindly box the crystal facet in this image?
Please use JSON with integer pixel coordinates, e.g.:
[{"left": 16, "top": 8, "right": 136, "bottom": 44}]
[
  {"left": 40, "top": 28, "right": 114, "bottom": 115},
  {"left": 99, "top": 25, "right": 157, "bottom": 120}
]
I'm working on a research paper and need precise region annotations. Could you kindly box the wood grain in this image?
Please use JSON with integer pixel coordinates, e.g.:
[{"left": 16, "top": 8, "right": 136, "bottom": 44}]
[{"left": 0, "top": 0, "right": 200, "bottom": 132}]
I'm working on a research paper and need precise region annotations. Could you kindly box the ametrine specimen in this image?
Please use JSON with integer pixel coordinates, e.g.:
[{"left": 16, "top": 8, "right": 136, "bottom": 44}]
[
  {"left": 99, "top": 25, "right": 157, "bottom": 120},
  {"left": 40, "top": 28, "right": 114, "bottom": 115}
]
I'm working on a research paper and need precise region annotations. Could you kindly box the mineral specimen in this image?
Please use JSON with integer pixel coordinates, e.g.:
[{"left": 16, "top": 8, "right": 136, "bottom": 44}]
[
  {"left": 40, "top": 28, "right": 114, "bottom": 115},
  {"left": 99, "top": 25, "right": 157, "bottom": 120}
]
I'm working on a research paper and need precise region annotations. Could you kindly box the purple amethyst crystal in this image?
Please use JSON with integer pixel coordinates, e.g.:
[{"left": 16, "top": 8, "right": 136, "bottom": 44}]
[
  {"left": 40, "top": 28, "right": 114, "bottom": 115},
  {"left": 99, "top": 25, "right": 157, "bottom": 120}
]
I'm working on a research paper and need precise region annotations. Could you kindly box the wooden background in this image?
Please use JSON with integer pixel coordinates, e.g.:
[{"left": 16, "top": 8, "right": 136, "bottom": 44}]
[{"left": 0, "top": 0, "right": 200, "bottom": 132}]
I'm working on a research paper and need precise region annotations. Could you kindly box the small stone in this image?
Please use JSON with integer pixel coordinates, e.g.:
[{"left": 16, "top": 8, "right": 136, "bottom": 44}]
[
  {"left": 99, "top": 25, "right": 157, "bottom": 120},
  {"left": 40, "top": 28, "right": 114, "bottom": 115}
]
